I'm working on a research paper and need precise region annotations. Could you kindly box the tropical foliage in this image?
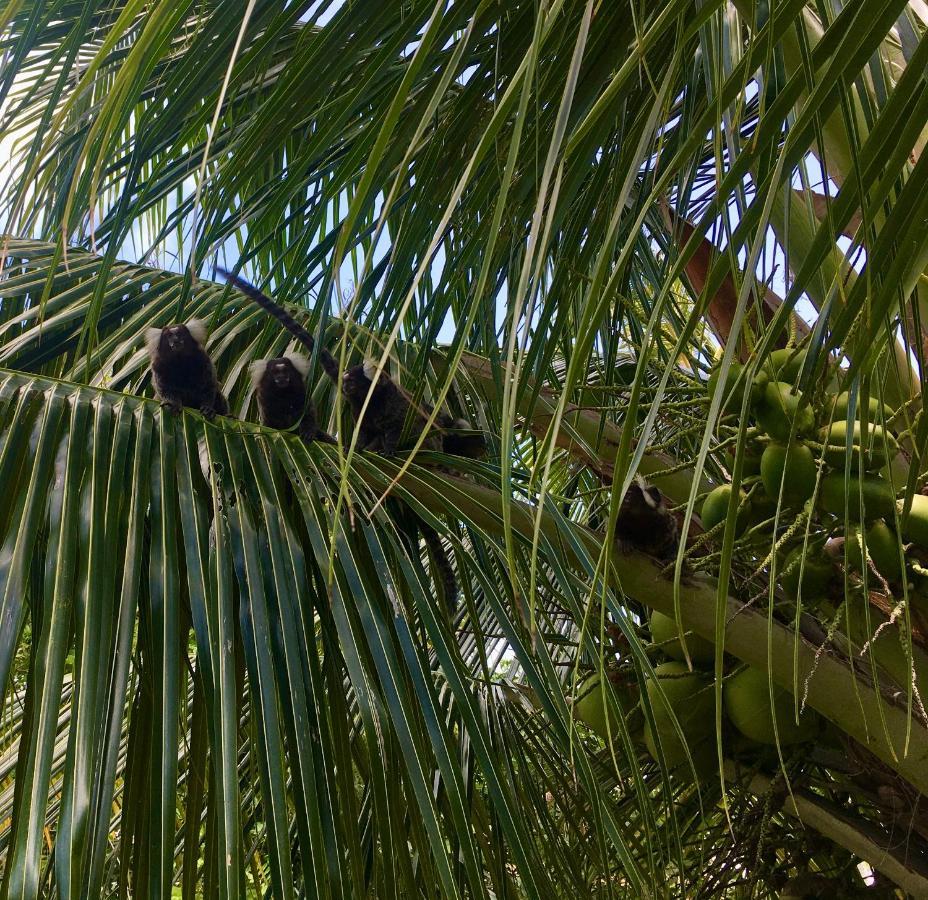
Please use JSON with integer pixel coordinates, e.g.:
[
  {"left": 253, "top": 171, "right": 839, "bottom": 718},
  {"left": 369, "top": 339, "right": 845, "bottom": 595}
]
[{"left": 1, "top": 0, "right": 927, "bottom": 896}]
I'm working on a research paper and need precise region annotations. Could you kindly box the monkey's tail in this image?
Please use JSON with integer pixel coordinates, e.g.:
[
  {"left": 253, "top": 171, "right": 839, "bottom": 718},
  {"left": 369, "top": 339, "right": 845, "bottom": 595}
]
[
  {"left": 217, "top": 268, "right": 339, "bottom": 380},
  {"left": 420, "top": 522, "right": 458, "bottom": 612}
]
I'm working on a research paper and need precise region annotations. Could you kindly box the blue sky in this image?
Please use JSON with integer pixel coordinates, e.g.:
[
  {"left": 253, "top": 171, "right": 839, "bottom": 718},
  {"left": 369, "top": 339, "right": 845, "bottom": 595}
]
[{"left": 0, "top": 0, "right": 865, "bottom": 352}]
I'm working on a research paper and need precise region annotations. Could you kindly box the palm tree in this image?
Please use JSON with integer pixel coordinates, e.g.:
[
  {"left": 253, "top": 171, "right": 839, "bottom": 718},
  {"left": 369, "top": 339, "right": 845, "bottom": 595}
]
[{"left": 1, "top": 0, "right": 927, "bottom": 896}]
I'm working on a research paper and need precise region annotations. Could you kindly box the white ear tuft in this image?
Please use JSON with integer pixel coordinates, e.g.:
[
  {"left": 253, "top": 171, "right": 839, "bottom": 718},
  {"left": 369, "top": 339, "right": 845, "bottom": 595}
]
[
  {"left": 186, "top": 318, "right": 208, "bottom": 346},
  {"left": 144, "top": 327, "right": 162, "bottom": 358},
  {"left": 249, "top": 359, "right": 268, "bottom": 390},
  {"left": 634, "top": 474, "right": 659, "bottom": 508},
  {"left": 286, "top": 353, "right": 311, "bottom": 378},
  {"left": 362, "top": 358, "right": 379, "bottom": 380}
]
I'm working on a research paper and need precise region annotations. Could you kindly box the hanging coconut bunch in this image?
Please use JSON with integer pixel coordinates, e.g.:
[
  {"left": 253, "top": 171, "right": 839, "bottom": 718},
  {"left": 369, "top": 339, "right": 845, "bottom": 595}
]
[
  {"left": 569, "top": 344, "right": 925, "bottom": 784},
  {"left": 697, "top": 342, "right": 928, "bottom": 709},
  {"left": 704, "top": 343, "right": 928, "bottom": 599},
  {"left": 570, "top": 606, "right": 824, "bottom": 781}
]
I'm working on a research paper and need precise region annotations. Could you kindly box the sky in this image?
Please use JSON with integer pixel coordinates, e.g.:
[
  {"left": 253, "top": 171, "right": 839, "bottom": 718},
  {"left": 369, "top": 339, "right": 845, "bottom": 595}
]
[{"left": 0, "top": 0, "right": 870, "bottom": 350}]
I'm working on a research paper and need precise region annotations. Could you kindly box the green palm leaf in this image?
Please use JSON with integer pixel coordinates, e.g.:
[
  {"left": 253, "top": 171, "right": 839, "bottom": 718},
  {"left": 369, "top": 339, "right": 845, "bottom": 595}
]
[{"left": 2, "top": 0, "right": 928, "bottom": 895}]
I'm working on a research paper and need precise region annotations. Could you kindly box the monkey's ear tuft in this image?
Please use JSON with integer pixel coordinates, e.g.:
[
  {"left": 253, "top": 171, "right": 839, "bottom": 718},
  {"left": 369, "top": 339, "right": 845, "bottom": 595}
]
[
  {"left": 632, "top": 473, "right": 661, "bottom": 508},
  {"left": 144, "top": 327, "right": 163, "bottom": 357},
  {"left": 362, "top": 358, "right": 379, "bottom": 381},
  {"left": 186, "top": 318, "right": 208, "bottom": 346},
  {"left": 248, "top": 359, "right": 268, "bottom": 390},
  {"left": 286, "top": 353, "right": 311, "bottom": 377}
]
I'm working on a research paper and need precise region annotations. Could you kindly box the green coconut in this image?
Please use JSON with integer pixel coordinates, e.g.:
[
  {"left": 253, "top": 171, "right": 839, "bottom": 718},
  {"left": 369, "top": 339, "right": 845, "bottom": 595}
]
[
  {"left": 574, "top": 674, "right": 641, "bottom": 740},
  {"left": 750, "top": 368, "right": 770, "bottom": 405},
  {"left": 832, "top": 391, "right": 893, "bottom": 422},
  {"left": 844, "top": 520, "right": 904, "bottom": 583},
  {"left": 745, "top": 490, "right": 778, "bottom": 529},
  {"left": 878, "top": 452, "right": 909, "bottom": 493},
  {"left": 724, "top": 667, "right": 819, "bottom": 746},
  {"left": 726, "top": 440, "right": 763, "bottom": 476},
  {"left": 708, "top": 362, "right": 746, "bottom": 414},
  {"left": 701, "top": 485, "right": 749, "bottom": 535},
  {"left": 763, "top": 347, "right": 807, "bottom": 384},
  {"left": 779, "top": 543, "right": 834, "bottom": 602},
  {"left": 902, "top": 494, "right": 928, "bottom": 549},
  {"left": 760, "top": 442, "right": 817, "bottom": 505},
  {"left": 642, "top": 662, "right": 715, "bottom": 771},
  {"left": 753, "top": 382, "right": 815, "bottom": 442},
  {"left": 821, "top": 420, "right": 898, "bottom": 471},
  {"left": 819, "top": 473, "right": 896, "bottom": 523},
  {"left": 739, "top": 450, "right": 762, "bottom": 476},
  {"left": 649, "top": 610, "right": 715, "bottom": 666}
]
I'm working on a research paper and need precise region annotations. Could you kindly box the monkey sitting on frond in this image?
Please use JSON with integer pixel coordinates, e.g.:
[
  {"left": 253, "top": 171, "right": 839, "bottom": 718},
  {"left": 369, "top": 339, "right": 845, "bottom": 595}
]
[
  {"left": 219, "top": 269, "right": 483, "bottom": 610},
  {"left": 145, "top": 320, "right": 229, "bottom": 419},
  {"left": 250, "top": 354, "right": 335, "bottom": 444},
  {"left": 217, "top": 269, "right": 486, "bottom": 459},
  {"left": 615, "top": 475, "right": 679, "bottom": 561}
]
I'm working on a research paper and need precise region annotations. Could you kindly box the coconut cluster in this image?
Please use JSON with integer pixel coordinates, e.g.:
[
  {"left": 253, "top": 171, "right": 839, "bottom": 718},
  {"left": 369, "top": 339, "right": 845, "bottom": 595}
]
[
  {"left": 573, "top": 606, "right": 821, "bottom": 778},
  {"left": 572, "top": 348, "right": 928, "bottom": 776},
  {"left": 704, "top": 347, "right": 928, "bottom": 598}
]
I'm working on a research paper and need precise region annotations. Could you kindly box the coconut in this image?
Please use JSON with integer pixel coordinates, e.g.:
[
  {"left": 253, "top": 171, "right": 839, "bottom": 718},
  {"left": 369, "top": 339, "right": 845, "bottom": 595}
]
[
  {"left": 701, "top": 485, "right": 749, "bottom": 535},
  {"left": 821, "top": 420, "right": 898, "bottom": 471},
  {"left": 832, "top": 391, "right": 892, "bottom": 422},
  {"left": 753, "top": 382, "right": 815, "bottom": 442},
  {"left": 844, "top": 520, "right": 903, "bottom": 583},
  {"left": 743, "top": 450, "right": 762, "bottom": 476},
  {"left": 724, "top": 667, "right": 819, "bottom": 746},
  {"left": 819, "top": 473, "right": 896, "bottom": 523},
  {"left": 725, "top": 440, "right": 763, "bottom": 476},
  {"left": 642, "top": 662, "right": 715, "bottom": 771},
  {"left": 750, "top": 368, "right": 770, "bottom": 405},
  {"left": 708, "top": 362, "right": 746, "bottom": 415},
  {"left": 878, "top": 452, "right": 908, "bottom": 493},
  {"left": 745, "top": 490, "right": 778, "bottom": 529},
  {"left": 649, "top": 610, "right": 715, "bottom": 666},
  {"left": 763, "top": 347, "right": 807, "bottom": 384},
  {"left": 574, "top": 674, "right": 641, "bottom": 740},
  {"left": 779, "top": 543, "right": 834, "bottom": 602},
  {"left": 760, "top": 442, "right": 816, "bottom": 505},
  {"left": 902, "top": 494, "right": 928, "bottom": 549}
]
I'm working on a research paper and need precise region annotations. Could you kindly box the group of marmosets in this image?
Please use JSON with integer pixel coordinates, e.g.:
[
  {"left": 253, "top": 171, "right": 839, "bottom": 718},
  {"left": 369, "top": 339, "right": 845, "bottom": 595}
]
[
  {"left": 145, "top": 270, "right": 486, "bottom": 458},
  {"left": 143, "top": 270, "right": 679, "bottom": 605}
]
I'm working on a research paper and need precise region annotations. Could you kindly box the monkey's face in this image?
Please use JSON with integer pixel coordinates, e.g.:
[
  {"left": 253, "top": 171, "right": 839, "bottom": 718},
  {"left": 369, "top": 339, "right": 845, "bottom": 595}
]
[
  {"left": 162, "top": 325, "right": 197, "bottom": 353},
  {"left": 342, "top": 364, "right": 374, "bottom": 403},
  {"left": 621, "top": 481, "right": 669, "bottom": 525},
  {"left": 267, "top": 358, "right": 300, "bottom": 389}
]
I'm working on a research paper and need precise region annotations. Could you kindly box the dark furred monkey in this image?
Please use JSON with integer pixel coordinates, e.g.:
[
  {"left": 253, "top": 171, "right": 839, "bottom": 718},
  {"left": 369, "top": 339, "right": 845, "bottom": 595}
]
[
  {"left": 250, "top": 354, "right": 335, "bottom": 444},
  {"left": 615, "top": 475, "right": 679, "bottom": 560},
  {"left": 218, "top": 269, "right": 486, "bottom": 458},
  {"left": 341, "top": 359, "right": 442, "bottom": 454},
  {"left": 145, "top": 320, "right": 229, "bottom": 419},
  {"left": 220, "top": 269, "right": 478, "bottom": 609}
]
